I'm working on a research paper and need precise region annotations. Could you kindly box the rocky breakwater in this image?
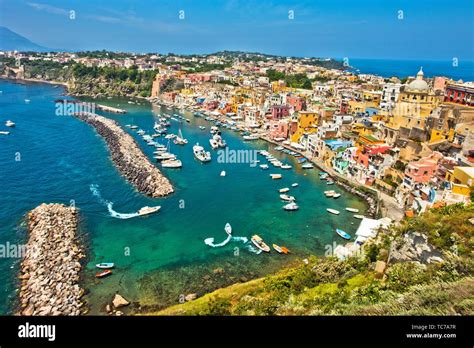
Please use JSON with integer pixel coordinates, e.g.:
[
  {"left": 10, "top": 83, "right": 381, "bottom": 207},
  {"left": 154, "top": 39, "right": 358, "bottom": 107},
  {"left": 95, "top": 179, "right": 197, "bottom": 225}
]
[
  {"left": 18, "top": 203, "right": 85, "bottom": 316},
  {"left": 74, "top": 112, "right": 174, "bottom": 197}
]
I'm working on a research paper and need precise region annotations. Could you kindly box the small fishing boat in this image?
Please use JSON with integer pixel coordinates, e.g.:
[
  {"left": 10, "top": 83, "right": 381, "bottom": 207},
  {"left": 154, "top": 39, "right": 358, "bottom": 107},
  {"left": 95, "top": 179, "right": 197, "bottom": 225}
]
[
  {"left": 5, "top": 120, "right": 15, "bottom": 127},
  {"left": 129, "top": 125, "right": 138, "bottom": 129},
  {"left": 326, "top": 180, "right": 335, "bottom": 185},
  {"left": 279, "top": 187, "right": 290, "bottom": 193},
  {"left": 327, "top": 208, "right": 340, "bottom": 215},
  {"left": 154, "top": 153, "right": 176, "bottom": 161},
  {"left": 291, "top": 183, "right": 299, "bottom": 187},
  {"left": 270, "top": 174, "right": 282, "bottom": 179},
  {"left": 280, "top": 246, "right": 290, "bottom": 254},
  {"left": 251, "top": 235, "right": 270, "bottom": 252},
  {"left": 199, "top": 126, "right": 206, "bottom": 130},
  {"left": 281, "top": 164, "right": 292, "bottom": 170},
  {"left": 325, "top": 192, "right": 335, "bottom": 198},
  {"left": 137, "top": 129, "right": 145, "bottom": 135},
  {"left": 353, "top": 214, "right": 365, "bottom": 219},
  {"left": 346, "top": 208, "right": 359, "bottom": 213},
  {"left": 95, "top": 269, "right": 112, "bottom": 278},
  {"left": 220, "top": 170, "right": 226, "bottom": 177},
  {"left": 280, "top": 194, "right": 295, "bottom": 202},
  {"left": 137, "top": 206, "right": 161, "bottom": 216},
  {"left": 96, "top": 263, "right": 114, "bottom": 269},
  {"left": 272, "top": 244, "right": 283, "bottom": 253},
  {"left": 260, "top": 164, "right": 269, "bottom": 170},
  {"left": 274, "top": 146, "right": 284, "bottom": 151},
  {"left": 0, "top": 131, "right": 10, "bottom": 135},
  {"left": 243, "top": 134, "right": 259, "bottom": 140},
  {"left": 332, "top": 193, "right": 341, "bottom": 198},
  {"left": 283, "top": 202, "right": 299, "bottom": 211},
  {"left": 336, "top": 228, "right": 351, "bottom": 240},
  {"left": 225, "top": 223, "right": 232, "bottom": 235},
  {"left": 302, "top": 163, "right": 314, "bottom": 169}
]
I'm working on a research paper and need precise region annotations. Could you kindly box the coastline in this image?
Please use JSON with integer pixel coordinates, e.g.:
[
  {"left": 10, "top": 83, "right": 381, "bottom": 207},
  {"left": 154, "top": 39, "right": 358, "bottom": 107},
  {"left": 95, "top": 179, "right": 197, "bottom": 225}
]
[{"left": 0, "top": 75, "right": 69, "bottom": 88}]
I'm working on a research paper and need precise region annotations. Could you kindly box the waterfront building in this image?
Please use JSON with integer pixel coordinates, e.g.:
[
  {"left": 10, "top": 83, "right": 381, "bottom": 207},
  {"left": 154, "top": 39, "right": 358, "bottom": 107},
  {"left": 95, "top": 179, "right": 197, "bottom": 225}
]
[{"left": 444, "top": 82, "right": 474, "bottom": 107}]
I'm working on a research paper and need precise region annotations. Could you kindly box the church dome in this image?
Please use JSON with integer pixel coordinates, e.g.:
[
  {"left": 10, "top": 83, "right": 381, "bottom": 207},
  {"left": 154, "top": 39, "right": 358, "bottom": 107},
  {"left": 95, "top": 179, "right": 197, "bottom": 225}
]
[{"left": 407, "top": 67, "right": 429, "bottom": 91}]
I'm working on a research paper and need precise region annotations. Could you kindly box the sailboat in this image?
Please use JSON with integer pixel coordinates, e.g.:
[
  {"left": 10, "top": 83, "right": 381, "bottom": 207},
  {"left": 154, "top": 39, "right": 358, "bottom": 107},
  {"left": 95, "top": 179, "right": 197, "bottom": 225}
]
[{"left": 174, "top": 126, "right": 188, "bottom": 145}]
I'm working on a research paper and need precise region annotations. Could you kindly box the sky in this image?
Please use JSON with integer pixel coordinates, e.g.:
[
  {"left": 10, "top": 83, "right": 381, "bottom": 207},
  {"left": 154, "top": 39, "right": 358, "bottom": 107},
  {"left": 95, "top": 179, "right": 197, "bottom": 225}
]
[{"left": 0, "top": 0, "right": 473, "bottom": 60}]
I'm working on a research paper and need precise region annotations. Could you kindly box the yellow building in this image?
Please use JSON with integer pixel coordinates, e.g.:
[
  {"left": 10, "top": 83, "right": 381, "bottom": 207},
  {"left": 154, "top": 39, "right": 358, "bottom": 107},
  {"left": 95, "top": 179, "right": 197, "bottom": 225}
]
[
  {"left": 386, "top": 68, "right": 440, "bottom": 130},
  {"left": 445, "top": 166, "right": 474, "bottom": 197},
  {"left": 290, "top": 111, "right": 319, "bottom": 142}
]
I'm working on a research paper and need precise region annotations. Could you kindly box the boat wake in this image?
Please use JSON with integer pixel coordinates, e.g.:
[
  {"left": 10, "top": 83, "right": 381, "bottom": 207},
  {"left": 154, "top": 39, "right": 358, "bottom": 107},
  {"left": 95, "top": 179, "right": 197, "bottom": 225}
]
[
  {"left": 89, "top": 184, "right": 141, "bottom": 219},
  {"left": 204, "top": 229, "right": 261, "bottom": 254}
]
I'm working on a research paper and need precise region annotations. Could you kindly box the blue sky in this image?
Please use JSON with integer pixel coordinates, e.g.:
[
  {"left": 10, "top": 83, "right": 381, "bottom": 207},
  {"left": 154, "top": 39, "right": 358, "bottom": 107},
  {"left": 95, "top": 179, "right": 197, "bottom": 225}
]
[{"left": 1, "top": 0, "right": 473, "bottom": 60}]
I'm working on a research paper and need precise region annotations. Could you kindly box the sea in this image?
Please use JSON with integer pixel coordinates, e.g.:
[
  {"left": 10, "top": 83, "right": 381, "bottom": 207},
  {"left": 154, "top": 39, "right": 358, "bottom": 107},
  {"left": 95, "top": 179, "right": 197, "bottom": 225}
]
[
  {"left": 349, "top": 58, "right": 474, "bottom": 82},
  {"left": 0, "top": 79, "right": 367, "bottom": 314}
]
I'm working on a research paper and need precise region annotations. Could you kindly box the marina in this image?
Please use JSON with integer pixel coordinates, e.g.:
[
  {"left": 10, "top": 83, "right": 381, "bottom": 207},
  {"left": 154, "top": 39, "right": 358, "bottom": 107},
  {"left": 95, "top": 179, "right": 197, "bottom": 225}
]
[{"left": 0, "top": 80, "right": 367, "bottom": 315}]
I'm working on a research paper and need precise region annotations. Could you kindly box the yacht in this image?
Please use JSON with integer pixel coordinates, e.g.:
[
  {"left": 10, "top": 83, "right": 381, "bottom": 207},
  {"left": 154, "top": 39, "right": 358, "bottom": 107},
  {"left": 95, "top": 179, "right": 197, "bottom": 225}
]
[
  {"left": 137, "top": 206, "right": 161, "bottom": 216},
  {"left": 154, "top": 153, "right": 176, "bottom": 161},
  {"left": 193, "top": 143, "right": 211, "bottom": 162},
  {"left": 174, "top": 129, "right": 188, "bottom": 145},
  {"left": 280, "top": 194, "right": 296, "bottom": 202}
]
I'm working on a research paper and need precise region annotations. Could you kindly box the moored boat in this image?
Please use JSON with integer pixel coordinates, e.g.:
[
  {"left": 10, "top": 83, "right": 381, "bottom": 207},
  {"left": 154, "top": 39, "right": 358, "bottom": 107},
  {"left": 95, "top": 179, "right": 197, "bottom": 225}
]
[
  {"left": 336, "top": 228, "right": 351, "bottom": 240},
  {"left": 302, "top": 163, "right": 314, "bottom": 169},
  {"left": 353, "top": 214, "right": 365, "bottom": 219},
  {"left": 161, "top": 159, "right": 182, "bottom": 168},
  {"left": 95, "top": 269, "right": 113, "bottom": 278},
  {"left": 270, "top": 174, "right": 282, "bottom": 179},
  {"left": 332, "top": 193, "right": 341, "bottom": 198},
  {"left": 193, "top": 143, "right": 212, "bottom": 162},
  {"left": 96, "top": 263, "right": 114, "bottom": 269},
  {"left": 260, "top": 164, "right": 269, "bottom": 170},
  {"left": 5, "top": 120, "right": 15, "bottom": 127},
  {"left": 280, "top": 246, "right": 290, "bottom": 254},
  {"left": 279, "top": 187, "right": 290, "bottom": 193},
  {"left": 272, "top": 244, "right": 283, "bottom": 253},
  {"left": 280, "top": 194, "right": 295, "bottom": 202},
  {"left": 327, "top": 208, "right": 340, "bottom": 215},
  {"left": 291, "top": 183, "right": 299, "bottom": 187},
  {"left": 346, "top": 208, "right": 359, "bottom": 213},
  {"left": 251, "top": 235, "right": 270, "bottom": 252},
  {"left": 283, "top": 202, "right": 299, "bottom": 211}
]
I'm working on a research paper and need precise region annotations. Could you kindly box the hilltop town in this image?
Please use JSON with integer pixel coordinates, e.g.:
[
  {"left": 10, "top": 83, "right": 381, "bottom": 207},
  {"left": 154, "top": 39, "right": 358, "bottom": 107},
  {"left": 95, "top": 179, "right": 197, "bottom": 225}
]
[{"left": 1, "top": 50, "right": 473, "bottom": 218}]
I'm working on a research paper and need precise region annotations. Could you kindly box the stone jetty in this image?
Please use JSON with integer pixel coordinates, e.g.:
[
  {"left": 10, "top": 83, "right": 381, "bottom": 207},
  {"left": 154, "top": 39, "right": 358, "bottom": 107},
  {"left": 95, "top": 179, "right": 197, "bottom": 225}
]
[
  {"left": 74, "top": 112, "right": 174, "bottom": 197},
  {"left": 18, "top": 203, "right": 85, "bottom": 316}
]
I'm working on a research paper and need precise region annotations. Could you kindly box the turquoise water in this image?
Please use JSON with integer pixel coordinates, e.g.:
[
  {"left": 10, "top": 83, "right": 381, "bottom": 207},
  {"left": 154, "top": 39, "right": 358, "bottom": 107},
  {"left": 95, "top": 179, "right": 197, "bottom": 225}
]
[{"left": 0, "top": 80, "right": 367, "bottom": 314}]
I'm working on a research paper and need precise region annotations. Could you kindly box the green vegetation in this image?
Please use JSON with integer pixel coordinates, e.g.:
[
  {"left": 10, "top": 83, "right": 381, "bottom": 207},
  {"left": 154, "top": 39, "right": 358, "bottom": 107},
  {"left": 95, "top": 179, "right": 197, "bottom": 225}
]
[
  {"left": 266, "top": 69, "right": 312, "bottom": 89},
  {"left": 152, "top": 203, "right": 473, "bottom": 316}
]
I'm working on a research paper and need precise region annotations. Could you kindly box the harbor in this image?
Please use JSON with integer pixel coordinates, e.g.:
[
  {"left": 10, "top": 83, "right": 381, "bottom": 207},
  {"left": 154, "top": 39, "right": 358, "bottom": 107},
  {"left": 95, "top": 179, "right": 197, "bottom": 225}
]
[{"left": 0, "top": 80, "right": 368, "bottom": 315}]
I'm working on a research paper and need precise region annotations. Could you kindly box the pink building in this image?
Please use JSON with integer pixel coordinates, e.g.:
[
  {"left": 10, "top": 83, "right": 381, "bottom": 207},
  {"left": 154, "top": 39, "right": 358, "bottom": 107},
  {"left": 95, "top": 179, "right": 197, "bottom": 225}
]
[
  {"left": 269, "top": 105, "right": 290, "bottom": 120},
  {"left": 287, "top": 95, "right": 306, "bottom": 112},
  {"left": 268, "top": 120, "right": 289, "bottom": 139},
  {"left": 404, "top": 158, "right": 439, "bottom": 184}
]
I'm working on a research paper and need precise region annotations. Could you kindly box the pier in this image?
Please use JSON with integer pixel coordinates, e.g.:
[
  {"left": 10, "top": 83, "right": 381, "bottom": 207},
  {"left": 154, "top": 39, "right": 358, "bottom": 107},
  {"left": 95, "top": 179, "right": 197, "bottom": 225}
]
[
  {"left": 18, "top": 203, "right": 85, "bottom": 316},
  {"left": 74, "top": 112, "right": 174, "bottom": 197}
]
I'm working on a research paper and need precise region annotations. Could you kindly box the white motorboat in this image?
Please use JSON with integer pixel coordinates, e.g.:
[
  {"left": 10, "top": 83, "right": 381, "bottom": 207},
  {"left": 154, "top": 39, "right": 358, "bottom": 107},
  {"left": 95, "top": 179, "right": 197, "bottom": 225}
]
[
  {"left": 279, "top": 187, "right": 290, "bottom": 193},
  {"left": 260, "top": 164, "right": 269, "bottom": 170},
  {"left": 174, "top": 128, "right": 188, "bottom": 145},
  {"left": 302, "top": 163, "right": 314, "bottom": 169},
  {"left": 332, "top": 193, "right": 341, "bottom": 199},
  {"left": 137, "top": 206, "right": 161, "bottom": 216},
  {"left": 193, "top": 143, "right": 211, "bottom": 162},
  {"left": 280, "top": 194, "right": 295, "bottom": 202},
  {"left": 243, "top": 134, "right": 259, "bottom": 140},
  {"left": 324, "top": 191, "right": 335, "bottom": 197},
  {"left": 353, "top": 214, "right": 365, "bottom": 219},
  {"left": 154, "top": 152, "right": 176, "bottom": 161},
  {"left": 225, "top": 223, "right": 232, "bottom": 235},
  {"left": 137, "top": 129, "right": 145, "bottom": 135},
  {"left": 326, "top": 208, "right": 340, "bottom": 215},
  {"left": 346, "top": 208, "right": 359, "bottom": 213},
  {"left": 161, "top": 159, "right": 182, "bottom": 168},
  {"left": 270, "top": 174, "right": 282, "bottom": 179},
  {"left": 0, "top": 131, "right": 10, "bottom": 135},
  {"left": 199, "top": 126, "right": 206, "bottom": 130},
  {"left": 210, "top": 126, "right": 219, "bottom": 134},
  {"left": 281, "top": 164, "right": 292, "bottom": 170},
  {"left": 292, "top": 183, "right": 299, "bottom": 187},
  {"left": 271, "top": 161, "right": 282, "bottom": 167},
  {"left": 283, "top": 202, "right": 299, "bottom": 211},
  {"left": 209, "top": 138, "right": 219, "bottom": 149},
  {"left": 5, "top": 120, "right": 15, "bottom": 127},
  {"left": 220, "top": 170, "right": 226, "bottom": 177},
  {"left": 165, "top": 134, "right": 176, "bottom": 139}
]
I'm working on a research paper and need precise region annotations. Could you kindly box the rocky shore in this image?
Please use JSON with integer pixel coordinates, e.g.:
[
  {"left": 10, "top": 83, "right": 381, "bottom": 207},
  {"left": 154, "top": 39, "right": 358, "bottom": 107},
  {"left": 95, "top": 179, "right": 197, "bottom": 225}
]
[
  {"left": 74, "top": 112, "right": 174, "bottom": 197},
  {"left": 18, "top": 203, "right": 85, "bottom": 316}
]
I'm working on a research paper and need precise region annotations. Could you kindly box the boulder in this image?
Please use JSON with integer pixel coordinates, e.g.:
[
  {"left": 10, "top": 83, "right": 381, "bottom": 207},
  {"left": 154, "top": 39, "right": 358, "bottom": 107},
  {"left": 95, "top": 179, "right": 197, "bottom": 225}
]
[{"left": 112, "top": 294, "right": 130, "bottom": 308}]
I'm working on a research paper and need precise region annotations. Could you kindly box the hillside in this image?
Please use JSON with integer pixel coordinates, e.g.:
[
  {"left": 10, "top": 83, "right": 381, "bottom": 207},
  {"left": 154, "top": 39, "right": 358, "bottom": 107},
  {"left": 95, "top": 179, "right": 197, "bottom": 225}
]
[
  {"left": 0, "top": 26, "right": 49, "bottom": 52},
  {"left": 150, "top": 203, "right": 474, "bottom": 316}
]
